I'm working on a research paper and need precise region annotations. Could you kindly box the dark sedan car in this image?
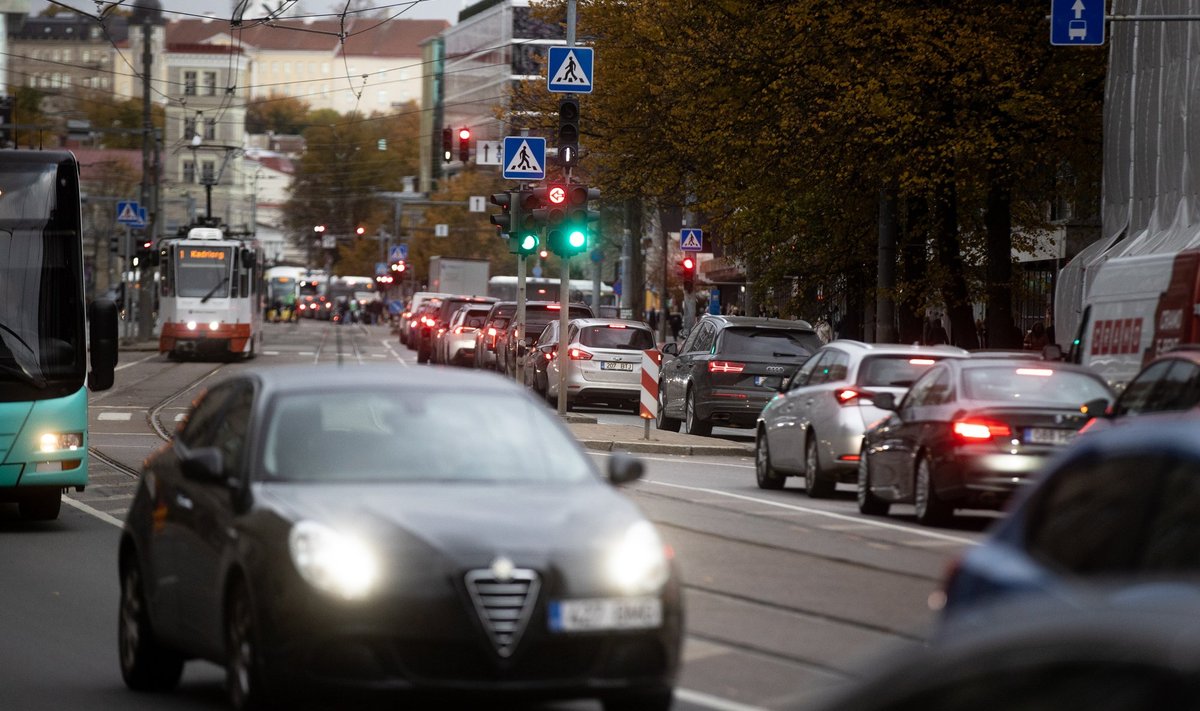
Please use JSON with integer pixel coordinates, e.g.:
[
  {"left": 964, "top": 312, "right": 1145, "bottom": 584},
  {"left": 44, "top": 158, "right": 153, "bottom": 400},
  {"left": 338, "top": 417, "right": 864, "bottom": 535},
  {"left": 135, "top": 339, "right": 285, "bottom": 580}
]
[
  {"left": 657, "top": 315, "right": 824, "bottom": 436},
  {"left": 857, "top": 358, "right": 1114, "bottom": 526},
  {"left": 118, "top": 366, "right": 682, "bottom": 710},
  {"left": 938, "top": 418, "right": 1200, "bottom": 623}
]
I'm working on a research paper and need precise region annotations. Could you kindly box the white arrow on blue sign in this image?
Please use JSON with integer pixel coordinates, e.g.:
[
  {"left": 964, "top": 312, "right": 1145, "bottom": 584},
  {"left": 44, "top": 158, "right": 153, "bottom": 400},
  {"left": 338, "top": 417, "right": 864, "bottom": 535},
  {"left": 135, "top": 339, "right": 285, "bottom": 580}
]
[
  {"left": 680, "top": 228, "right": 703, "bottom": 252},
  {"left": 502, "top": 137, "right": 546, "bottom": 180},
  {"left": 1050, "top": 0, "right": 1105, "bottom": 46},
  {"left": 547, "top": 47, "right": 594, "bottom": 94}
]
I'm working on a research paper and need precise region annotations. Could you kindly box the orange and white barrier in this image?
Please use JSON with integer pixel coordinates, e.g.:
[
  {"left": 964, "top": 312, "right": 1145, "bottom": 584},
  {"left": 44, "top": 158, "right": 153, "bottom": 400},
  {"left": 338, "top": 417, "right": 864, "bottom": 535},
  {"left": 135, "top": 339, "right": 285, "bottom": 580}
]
[{"left": 640, "top": 349, "right": 662, "bottom": 419}]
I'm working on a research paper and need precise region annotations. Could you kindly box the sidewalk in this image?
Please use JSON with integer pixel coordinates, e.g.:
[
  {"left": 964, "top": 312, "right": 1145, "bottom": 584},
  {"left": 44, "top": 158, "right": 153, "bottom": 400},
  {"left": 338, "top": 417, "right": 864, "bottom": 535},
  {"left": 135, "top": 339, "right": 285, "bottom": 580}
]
[{"left": 563, "top": 415, "right": 754, "bottom": 457}]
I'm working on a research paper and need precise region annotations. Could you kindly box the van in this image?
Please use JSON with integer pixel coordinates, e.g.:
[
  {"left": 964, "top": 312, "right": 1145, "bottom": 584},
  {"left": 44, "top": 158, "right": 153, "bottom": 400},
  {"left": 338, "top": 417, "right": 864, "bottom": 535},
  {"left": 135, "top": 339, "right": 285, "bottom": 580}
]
[
  {"left": 1070, "top": 250, "right": 1200, "bottom": 386},
  {"left": 400, "top": 291, "right": 452, "bottom": 347}
]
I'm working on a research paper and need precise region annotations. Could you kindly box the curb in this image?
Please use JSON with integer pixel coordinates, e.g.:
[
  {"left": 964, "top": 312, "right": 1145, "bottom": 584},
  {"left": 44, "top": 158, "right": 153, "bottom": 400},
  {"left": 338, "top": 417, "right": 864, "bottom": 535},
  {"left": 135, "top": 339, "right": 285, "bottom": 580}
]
[{"left": 576, "top": 439, "right": 753, "bottom": 457}]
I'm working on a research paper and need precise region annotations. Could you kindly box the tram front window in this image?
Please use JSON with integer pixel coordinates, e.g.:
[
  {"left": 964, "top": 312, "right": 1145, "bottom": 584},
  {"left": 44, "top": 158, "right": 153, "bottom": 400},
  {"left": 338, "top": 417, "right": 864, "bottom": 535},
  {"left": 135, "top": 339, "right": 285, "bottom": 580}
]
[
  {"left": 0, "top": 158, "right": 85, "bottom": 398},
  {"left": 176, "top": 246, "right": 232, "bottom": 299}
]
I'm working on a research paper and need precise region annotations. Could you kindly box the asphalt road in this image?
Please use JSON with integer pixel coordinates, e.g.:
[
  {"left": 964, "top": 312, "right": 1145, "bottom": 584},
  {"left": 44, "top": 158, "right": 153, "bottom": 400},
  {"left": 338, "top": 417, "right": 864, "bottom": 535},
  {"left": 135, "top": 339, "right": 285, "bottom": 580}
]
[{"left": 1, "top": 319, "right": 991, "bottom": 711}]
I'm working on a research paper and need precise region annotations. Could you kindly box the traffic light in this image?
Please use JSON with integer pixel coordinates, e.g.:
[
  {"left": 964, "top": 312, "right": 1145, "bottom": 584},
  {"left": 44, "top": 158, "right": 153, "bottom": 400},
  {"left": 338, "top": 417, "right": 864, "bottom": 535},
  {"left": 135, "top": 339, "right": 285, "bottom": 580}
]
[
  {"left": 458, "top": 127, "right": 471, "bottom": 163},
  {"left": 532, "top": 184, "right": 567, "bottom": 253},
  {"left": 551, "top": 184, "right": 599, "bottom": 258},
  {"left": 356, "top": 226, "right": 366, "bottom": 235},
  {"left": 442, "top": 127, "right": 452, "bottom": 162},
  {"left": 513, "top": 188, "right": 540, "bottom": 256},
  {"left": 490, "top": 191, "right": 514, "bottom": 236},
  {"left": 133, "top": 238, "right": 154, "bottom": 268},
  {"left": 109, "top": 234, "right": 119, "bottom": 254},
  {"left": 680, "top": 255, "right": 696, "bottom": 291},
  {"left": 557, "top": 97, "right": 579, "bottom": 167}
]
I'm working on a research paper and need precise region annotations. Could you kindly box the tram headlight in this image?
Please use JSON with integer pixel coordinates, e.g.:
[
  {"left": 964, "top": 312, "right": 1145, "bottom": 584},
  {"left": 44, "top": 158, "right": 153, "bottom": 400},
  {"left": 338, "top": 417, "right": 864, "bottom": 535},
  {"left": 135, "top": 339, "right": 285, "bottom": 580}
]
[
  {"left": 186, "top": 321, "right": 197, "bottom": 331},
  {"left": 40, "top": 432, "right": 83, "bottom": 452},
  {"left": 209, "top": 321, "right": 220, "bottom": 331}
]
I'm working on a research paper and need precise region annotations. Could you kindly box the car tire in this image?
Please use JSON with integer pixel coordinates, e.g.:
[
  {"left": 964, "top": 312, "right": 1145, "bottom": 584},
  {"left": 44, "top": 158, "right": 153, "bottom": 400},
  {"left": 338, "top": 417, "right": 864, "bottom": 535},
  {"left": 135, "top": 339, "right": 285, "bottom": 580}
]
[
  {"left": 684, "top": 388, "right": 713, "bottom": 437},
  {"left": 804, "top": 434, "right": 835, "bottom": 498},
  {"left": 226, "top": 581, "right": 281, "bottom": 711},
  {"left": 603, "top": 688, "right": 674, "bottom": 711},
  {"left": 119, "top": 557, "right": 184, "bottom": 692},
  {"left": 18, "top": 490, "right": 61, "bottom": 521},
  {"left": 417, "top": 346, "right": 429, "bottom": 364},
  {"left": 755, "top": 428, "right": 786, "bottom": 490},
  {"left": 856, "top": 446, "right": 890, "bottom": 516},
  {"left": 914, "top": 454, "right": 952, "bottom": 526},
  {"left": 656, "top": 384, "right": 681, "bottom": 432}
]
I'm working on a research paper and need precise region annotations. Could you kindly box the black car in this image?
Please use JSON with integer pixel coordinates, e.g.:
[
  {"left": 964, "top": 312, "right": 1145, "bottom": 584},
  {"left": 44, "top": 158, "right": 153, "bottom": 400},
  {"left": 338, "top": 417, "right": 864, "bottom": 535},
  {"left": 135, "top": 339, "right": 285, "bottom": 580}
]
[
  {"left": 497, "top": 302, "right": 594, "bottom": 378},
  {"left": 858, "top": 358, "right": 1114, "bottom": 526},
  {"left": 657, "top": 315, "right": 824, "bottom": 436},
  {"left": 118, "top": 365, "right": 682, "bottom": 710}
]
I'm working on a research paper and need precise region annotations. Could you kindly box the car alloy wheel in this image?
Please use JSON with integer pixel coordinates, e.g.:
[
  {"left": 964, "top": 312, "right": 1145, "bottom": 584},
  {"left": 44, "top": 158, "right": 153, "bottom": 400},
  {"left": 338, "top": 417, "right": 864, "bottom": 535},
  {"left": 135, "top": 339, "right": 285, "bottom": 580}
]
[
  {"left": 856, "top": 446, "right": 890, "bottom": 516},
  {"left": 226, "top": 582, "right": 279, "bottom": 711},
  {"left": 804, "top": 435, "right": 835, "bottom": 498},
  {"left": 914, "top": 455, "right": 952, "bottom": 526},
  {"left": 756, "top": 429, "right": 785, "bottom": 490},
  {"left": 685, "top": 388, "right": 712, "bottom": 437},
  {"left": 656, "top": 384, "right": 681, "bottom": 432},
  {"left": 119, "top": 559, "right": 184, "bottom": 691}
]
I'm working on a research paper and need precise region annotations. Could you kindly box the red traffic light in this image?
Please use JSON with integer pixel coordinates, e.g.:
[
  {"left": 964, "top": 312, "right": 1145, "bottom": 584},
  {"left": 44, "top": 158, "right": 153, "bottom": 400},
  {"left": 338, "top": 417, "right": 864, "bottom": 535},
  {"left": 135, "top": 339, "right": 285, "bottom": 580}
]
[
  {"left": 682, "top": 257, "right": 696, "bottom": 271},
  {"left": 356, "top": 226, "right": 366, "bottom": 235},
  {"left": 458, "top": 127, "right": 471, "bottom": 141},
  {"left": 548, "top": 185, "right": 566, "bottom": 205}
]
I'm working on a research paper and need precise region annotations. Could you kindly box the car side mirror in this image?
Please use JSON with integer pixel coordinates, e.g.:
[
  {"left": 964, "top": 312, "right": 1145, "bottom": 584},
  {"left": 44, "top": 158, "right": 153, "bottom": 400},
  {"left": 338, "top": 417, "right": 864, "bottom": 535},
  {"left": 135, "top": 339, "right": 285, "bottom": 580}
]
[
  {"left": 607, "top": 453, "right": 645, "bottom": 485},
  {"left": 181, "top": 446, "right": 227, "bottom": 484},
  {"left": 662, "top": 342, "right": 679, "bottom": 356},
  {"left": 1081, "top": 397, "right": 1110, "bottom": 419},
  {"left": 873, "top": 392, "right": 898, "bottom": 411},
  {"left": 87, "top": 298, "right": 119, "bottom": 391}
]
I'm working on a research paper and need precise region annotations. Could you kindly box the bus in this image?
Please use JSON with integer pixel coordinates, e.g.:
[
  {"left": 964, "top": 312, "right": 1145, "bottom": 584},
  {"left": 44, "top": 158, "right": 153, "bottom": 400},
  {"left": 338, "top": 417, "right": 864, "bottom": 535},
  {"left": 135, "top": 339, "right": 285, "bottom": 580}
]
[
  {"left": 264, "top": 265, "right": 306, "bottom": 321},
  {"left": 487, "top": 275, "right": 616, "bottom": 308},
  {"left": 0, "top": 150, "right": 118, "bottom": 520},
  {"left": 297, "top": 269, "right": 331, "bottom": 319},
  {"left": 156, "top": 226, "right": 264, "bottom": 360}
]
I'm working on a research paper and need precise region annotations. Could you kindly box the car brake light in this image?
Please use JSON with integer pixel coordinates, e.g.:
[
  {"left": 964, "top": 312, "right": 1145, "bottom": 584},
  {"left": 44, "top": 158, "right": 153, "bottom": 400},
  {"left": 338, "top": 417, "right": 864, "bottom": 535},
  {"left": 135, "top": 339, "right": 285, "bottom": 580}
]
[
  {"left": 607, "top": 323, "right": 627, "bottom": 328},
  {"left": 909, "top": 358, "right": 935, "bottom": 365},
  {"left": 835, "top": 388, "right": 865, "bottom": 405},
  {"left": 410, "top": 320, "right": 418, "bottom": 328},
  {"left": 709, "top": 361, "right": 745, "bottom": 374},
  {"left": 438, "top": 327, "right": 446, "bottom": 335},
  {"left": 454, "top": 326, "right": 464, "bottom": 334},
  {"left": 1077, "top": 417, "right": 1098, "bottom": 435},
  {"left": 548, "top": 304, "right": 561, "bottom": 310},
  {"left": 568, "top": 348, "right": 593, "bottom": 360},
  {"left": 1016, "top": 368, "right": 1054, "bottom": 377},
  {"left": 952, "top": 419, "right": 1012, "bottom": 441}
]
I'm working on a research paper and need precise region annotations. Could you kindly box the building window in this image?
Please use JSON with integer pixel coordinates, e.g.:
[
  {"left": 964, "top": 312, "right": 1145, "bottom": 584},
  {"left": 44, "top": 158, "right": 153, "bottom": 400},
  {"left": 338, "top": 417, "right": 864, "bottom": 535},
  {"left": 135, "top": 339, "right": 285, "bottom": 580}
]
[
  {"left": 204, "top": 118, "right": 216, "bottom": 140},
  {"left": 201, "top": 161, "right": 215, "bottom": 184},
  {"left": 321, "top": 62, "right": 329, "bottom": 74},
  {"left": 203, "top": 71, "right": 217, "bottom": 96},
  {"left": 271, "top": 62, "right": 278, "bottom": 75},
  {"left": 82, "top": 50, "right": 90, "bottom": 63},
  {"left": 27, "top": 75, "right": 36, "bottom": 88},
  {"left": 53, "top": 49, "right": 61, "bottom": 62},
  {"left": 283, "top": 63, "right": 290, "bottom": 76},
  {"left": 62, "top": 75, "right": 71, "bottom": 87},
  {"left": 91, "top": 27, "right": 100, "bottom": 39},
  {"left": 101, "top": 77, "right": 109, "bottom": 89},
  {"left": 52, "top": 73, "right": 61, "bottom": 88},
  {"left": 308, "top": 62, "right": 315, "bottom": 75},
  {"left": 182, "top": 160, "right": 195, "bottom": 184},
  {"left": 184, "top": 115, "right": 197, "bottom": 139},
  {"left": 184, "top": 71, "right": 197, "bottom": 96},
  {"left": 377, "top": 90, "right": 387, "bottom": 105},
  {"left": 62, "top": 49, "right": 72, "bottom": 61}
]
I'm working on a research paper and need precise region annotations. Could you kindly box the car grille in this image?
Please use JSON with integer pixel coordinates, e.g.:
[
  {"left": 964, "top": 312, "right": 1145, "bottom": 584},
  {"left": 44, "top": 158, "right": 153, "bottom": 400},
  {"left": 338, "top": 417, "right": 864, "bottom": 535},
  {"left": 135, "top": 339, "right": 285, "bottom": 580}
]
[{"left": 464, "top": 568, "right": 540, "bottom": 658}]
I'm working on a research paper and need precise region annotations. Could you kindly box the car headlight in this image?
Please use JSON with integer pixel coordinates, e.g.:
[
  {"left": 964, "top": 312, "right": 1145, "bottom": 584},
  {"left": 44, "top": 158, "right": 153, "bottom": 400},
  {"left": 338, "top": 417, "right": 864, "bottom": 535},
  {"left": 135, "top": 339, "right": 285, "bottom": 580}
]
[
  {"left": 288, "top": 521, "right": 379, "bottom": 600},
  {"left": 606, "top": 521, "right": 669, "bottom": 595},
  {"left": 39, "top": 432, "right": 83, "bottom": 452}
]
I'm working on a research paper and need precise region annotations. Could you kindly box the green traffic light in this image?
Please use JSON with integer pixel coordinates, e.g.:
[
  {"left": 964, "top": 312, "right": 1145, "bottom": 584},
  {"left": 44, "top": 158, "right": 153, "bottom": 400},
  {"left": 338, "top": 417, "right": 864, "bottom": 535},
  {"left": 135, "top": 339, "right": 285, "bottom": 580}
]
[
  {"left": 519, "top": 232, "right": 539, "bottom": 252},
  {"left": 567, "top": 230, "right": 586, "bottom": 249}
]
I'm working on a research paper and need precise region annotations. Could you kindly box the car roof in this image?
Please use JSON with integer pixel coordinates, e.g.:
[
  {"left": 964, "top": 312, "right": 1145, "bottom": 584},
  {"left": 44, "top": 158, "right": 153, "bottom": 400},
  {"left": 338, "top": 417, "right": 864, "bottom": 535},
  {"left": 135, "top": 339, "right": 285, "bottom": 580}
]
[
  {"left": 701, "top": 314, "right": 816, "bottom": 331},
  {"left": 824, "top": 340, "right": 970, "bottom": 357},
  {"left": 236, "top": 364, "right": 517, "bottom": 396},
  {"left": 570, "top": 317, "right": 651, "bottom": 329},
  {"left": 949, "top": 357, "right": 1108, "bottom": 378}
]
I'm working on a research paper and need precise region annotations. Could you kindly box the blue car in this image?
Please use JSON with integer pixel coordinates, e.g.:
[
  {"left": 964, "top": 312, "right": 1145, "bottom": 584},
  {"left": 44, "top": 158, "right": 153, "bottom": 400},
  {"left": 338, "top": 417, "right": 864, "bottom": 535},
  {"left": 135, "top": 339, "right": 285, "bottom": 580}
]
[{"left": 940, "top": 417, "right": 1200, "bottom": 622}]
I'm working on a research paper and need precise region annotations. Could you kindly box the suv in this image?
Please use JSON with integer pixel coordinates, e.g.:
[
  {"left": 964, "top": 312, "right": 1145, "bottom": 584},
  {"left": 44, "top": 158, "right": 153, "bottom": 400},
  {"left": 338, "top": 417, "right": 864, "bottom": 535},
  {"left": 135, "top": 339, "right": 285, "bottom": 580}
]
[
  {"left": 755, "top": 341, "right": 969, "bottom": 496},
  {"left": 401, "top": 291, "right": 451, "bottom": 347},
  {"left": 543, "top": 318, "right": 656, "bottom": 411},
  {"left": 658, "top": 316, "right": 824, "bottom": 436},
  {"left": 474, "top": 302, "right": 517, "bottom": 371},
  {"left": 1080, "top": 347, "right": 1200, "bottom": 434},
  {"left": 498, "top": 302, "right": 594, "bottom": 378},
  {"left": 417, "top": 295, "right": 497, "bottom": 364}
]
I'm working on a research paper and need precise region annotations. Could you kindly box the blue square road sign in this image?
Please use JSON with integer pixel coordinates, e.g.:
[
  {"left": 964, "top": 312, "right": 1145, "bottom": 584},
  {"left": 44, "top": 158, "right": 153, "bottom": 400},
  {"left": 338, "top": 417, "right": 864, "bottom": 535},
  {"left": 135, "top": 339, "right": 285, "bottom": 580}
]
[{"left": 1050, "top": 0, "right": 1105, "bottom": 46}]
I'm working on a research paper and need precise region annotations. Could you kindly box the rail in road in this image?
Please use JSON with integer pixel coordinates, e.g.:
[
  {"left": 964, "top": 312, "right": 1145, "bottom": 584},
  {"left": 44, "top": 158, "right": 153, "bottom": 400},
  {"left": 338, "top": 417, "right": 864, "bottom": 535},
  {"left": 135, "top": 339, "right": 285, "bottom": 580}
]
[{"left": 61, "top": 320, "right": 986, "bottom": 710}]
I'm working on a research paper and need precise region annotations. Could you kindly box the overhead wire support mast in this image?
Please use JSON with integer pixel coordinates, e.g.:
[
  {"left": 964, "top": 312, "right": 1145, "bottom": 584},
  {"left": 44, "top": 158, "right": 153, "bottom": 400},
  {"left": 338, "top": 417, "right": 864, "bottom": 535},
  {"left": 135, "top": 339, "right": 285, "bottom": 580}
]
[{"left": 557, "top": 0, "right": 579, "bottom": 417}]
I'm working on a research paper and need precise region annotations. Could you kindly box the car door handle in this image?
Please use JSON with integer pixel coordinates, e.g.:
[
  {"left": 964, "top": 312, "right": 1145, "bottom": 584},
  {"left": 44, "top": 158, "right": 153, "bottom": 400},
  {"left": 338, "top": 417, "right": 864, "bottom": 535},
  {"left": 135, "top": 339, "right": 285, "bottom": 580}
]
[{"left": 175, "top": 493, "right": 194, "bottom": 511}]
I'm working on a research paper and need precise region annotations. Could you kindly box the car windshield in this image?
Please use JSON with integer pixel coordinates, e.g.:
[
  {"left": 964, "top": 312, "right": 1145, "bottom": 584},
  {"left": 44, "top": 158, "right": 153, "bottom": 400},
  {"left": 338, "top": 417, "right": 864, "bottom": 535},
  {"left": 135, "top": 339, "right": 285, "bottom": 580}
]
[
  {"left": 858, "top": 355, "right": 945, "bottom": 388},
  {"left": 175, "top": 246, "right": 232, "bottom": 299},
  {"left": 720, "top": 328, "right": 822, "bottom": 357},
  {"left": 962, "top": 366, "right": 1111, "bottom": 406},
  {"left": 579, "top": 325, "right": 655, "bottom": 350},
  {"left": 526, "top": 306, "right": 591, "bottom": 332},
  {"left": 262, "top": 388, "right": 595, "bottom": 484}
]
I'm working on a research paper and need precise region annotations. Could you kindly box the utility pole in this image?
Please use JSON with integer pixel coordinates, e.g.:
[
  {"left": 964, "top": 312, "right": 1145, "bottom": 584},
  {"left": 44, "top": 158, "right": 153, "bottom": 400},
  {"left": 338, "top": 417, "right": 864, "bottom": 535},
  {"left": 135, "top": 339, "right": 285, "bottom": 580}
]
[
  {"left": 555, "top": 0, "right": 578, "bottom": 416},
  {"left": 136, "top": 5, "right": 160, "bottom": 341}
]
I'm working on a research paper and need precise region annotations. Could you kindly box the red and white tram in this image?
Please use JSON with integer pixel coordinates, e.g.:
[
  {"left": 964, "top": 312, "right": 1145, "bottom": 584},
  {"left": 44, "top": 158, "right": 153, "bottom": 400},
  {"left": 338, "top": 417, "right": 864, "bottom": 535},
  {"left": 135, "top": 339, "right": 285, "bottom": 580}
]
[{"left": 157, "top": 227, "right": 263, "bottom": 359}]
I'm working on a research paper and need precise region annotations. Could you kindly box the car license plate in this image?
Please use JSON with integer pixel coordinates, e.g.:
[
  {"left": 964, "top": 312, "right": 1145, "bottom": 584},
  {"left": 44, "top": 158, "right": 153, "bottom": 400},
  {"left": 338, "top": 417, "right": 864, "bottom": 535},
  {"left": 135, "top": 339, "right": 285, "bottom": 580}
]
[
  {"left": 600, "top": 361, "right": 634, "bottom": 371},
  {"left": 548, "top": 597, "right": 662, "bottom": 632},
  {"left": 1026, "top": 427, "right": 1073, "bottom": 445}
]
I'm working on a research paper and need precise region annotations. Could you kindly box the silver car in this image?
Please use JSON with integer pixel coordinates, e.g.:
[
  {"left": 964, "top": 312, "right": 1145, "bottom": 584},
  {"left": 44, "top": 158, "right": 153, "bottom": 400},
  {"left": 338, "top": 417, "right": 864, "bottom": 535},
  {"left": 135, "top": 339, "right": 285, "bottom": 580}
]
[
  {"left": 546, "top": 318, "right": 656, "bottom": 412},
  {"left": 438, "top": 305, "right": 492, "bottom": 366},
  {"left": 755, "top": 341, "right": 969, "bottom": 497}
]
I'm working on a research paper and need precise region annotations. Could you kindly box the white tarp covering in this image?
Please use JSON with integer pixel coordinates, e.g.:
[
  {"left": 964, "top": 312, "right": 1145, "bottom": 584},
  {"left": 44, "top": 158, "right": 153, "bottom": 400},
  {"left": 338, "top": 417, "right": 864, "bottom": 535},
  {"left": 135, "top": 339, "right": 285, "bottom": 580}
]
[{"left": 1056, "top": 0, "right": 1200, "bottom": 344}]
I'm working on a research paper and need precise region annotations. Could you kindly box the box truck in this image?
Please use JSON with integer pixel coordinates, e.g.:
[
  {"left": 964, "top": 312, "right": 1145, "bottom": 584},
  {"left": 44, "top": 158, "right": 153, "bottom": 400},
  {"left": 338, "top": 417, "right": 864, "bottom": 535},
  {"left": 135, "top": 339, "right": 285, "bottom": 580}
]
[{"left": 428, "top": 256, "right": 489, "bottom": 296}]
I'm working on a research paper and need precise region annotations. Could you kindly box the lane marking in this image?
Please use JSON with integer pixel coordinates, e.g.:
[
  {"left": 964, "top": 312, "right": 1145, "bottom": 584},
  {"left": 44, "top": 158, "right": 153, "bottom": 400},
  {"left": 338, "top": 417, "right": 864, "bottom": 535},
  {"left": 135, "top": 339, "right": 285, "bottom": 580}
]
[
  {"left": 62, "top": 496, "right": 122, "bottom": 529},
  {"left": 675, "top": 688, "right": 768, "bottom": 711},
  {"left": 371, "top": 353, "right": 386, "bottom": 358},
  {"left": 641, "top": 480, "right": 976, "bottom": 545},
  {"left": 819, "top": 523, "right": 878, "bottom": 532},
  {"left": 263, "top": 350, "right": 280, "bottom": 355},
  {"left": 97, "top": 412, "right": 132, "bottom": 421},
  {"left": 175, "top": 414, "right": 186, "bottom": 421},
  {"left": 298, "top": 351, "right": 314, "bottom": 356},
  {"left": 381, "top": 339, "right": 410, "bottom": 367},
  {"left": 115, "top": 352, "right": 159, "bottom": 371},
  {"left": 587, "top": 450, "right": 754, "bottom": 469}
]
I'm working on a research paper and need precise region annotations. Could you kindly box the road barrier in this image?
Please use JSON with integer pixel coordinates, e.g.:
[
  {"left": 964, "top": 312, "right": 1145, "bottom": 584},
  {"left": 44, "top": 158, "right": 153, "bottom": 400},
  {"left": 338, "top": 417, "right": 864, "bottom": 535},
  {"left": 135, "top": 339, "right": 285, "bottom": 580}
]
[{"left": 640, "top": 349, "right": 662, "bottom": 421}]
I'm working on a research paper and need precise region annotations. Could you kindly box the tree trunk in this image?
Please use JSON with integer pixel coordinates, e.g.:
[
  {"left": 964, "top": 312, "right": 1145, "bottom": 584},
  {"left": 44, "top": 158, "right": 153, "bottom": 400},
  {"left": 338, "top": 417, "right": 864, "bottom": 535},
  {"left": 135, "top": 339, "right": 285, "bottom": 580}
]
[
  {"left": 932, "top": 179, "right": 977, "bottom": 349},
  {"left": 876, "top": 187, "right": 898, "bottom": 342},
  {"left": 984, "top": 178, "right": 1016, "bottom": 349},
  {"left": 898, "top": 196, "right": 927, "bottom": 344}
]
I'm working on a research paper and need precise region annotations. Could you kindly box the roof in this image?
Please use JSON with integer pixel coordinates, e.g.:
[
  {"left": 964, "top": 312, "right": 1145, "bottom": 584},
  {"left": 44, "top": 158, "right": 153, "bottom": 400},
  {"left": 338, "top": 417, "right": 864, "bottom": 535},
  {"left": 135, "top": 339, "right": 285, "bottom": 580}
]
[
  {"left": 13, "top": 16, "right": 128, "bottom": 42},
  {"left": 236, "top": 363, "right": 518, "bottom": 395},
  {"left": 245, "top": 154, "right": 294, "bottom": 175},
  {"left": 72, "top": 148, "right": 143, "bottom": 182},
  {"left": 571, "top": 318, "right": 653, "bottom": 330},
  {"left": 701, "top": 315, "right": 816, "bottom": 331},
  {"left": 164, "top": 17, "right": 447, "bottom": 57},
  {"left": 825, "top": 340, "right": 971, "bottom": 356},
  {"left": 166, "top": 42, "right": 245, "bottom": 55}
]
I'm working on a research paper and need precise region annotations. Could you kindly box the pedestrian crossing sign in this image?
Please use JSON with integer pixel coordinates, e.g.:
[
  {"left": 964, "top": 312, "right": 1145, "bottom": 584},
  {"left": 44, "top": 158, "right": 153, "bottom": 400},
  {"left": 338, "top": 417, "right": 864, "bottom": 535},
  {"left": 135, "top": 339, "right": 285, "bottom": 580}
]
[
  {"left": 547, "top": 47, "right": 594, "bottom": 94},
  {"left": 116, "top": 200, "right": 144, "bottom": 226},
  {"left": 680, "top": 228, "right": 703, "bottom": 251},
  {"left": 502, "top": 137, "right": 546, "bottom": 180}
]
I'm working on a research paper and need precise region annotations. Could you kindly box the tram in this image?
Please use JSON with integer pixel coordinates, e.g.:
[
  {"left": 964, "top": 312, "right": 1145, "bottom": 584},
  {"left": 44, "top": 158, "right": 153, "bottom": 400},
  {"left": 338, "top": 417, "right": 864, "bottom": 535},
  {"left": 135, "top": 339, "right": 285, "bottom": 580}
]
[
  {"left": 264, "top": 265, "right": 306, "bottom": 321},
  {"left": 0, "top": 150, "right": 118, "bottom": 520},
  {"left": 157, "top": 226, "right": 264, "bottom": 359}
]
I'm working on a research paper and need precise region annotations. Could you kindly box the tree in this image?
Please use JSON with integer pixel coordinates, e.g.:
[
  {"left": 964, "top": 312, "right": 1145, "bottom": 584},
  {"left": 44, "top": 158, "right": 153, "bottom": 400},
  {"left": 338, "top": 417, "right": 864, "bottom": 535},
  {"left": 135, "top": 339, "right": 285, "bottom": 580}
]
[
  {"left": 245, "top": 95, "right": 311, "bottom": 135},
  {"left": 71, "top": 92, "right": 164, "bottom": 149}
]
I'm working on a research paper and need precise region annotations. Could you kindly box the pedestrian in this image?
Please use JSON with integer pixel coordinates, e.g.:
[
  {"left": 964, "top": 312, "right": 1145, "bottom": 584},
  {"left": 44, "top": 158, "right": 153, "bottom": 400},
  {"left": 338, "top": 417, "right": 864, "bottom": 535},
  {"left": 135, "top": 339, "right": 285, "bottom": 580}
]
[
  {"left": 648, "top": 308, "right": 659, "bottom": 332},
  {"left": 668, "top": 312, "right": 682, "bottom": 340},
  {"left": 924, "top": 314, "right": 949, "bottom": 345},
  {"left": 815, "top": 319, "right": 833, "bottom": 344},
  {"left": 1024, "top": 321, "right": 1049, "bottom": 351}
]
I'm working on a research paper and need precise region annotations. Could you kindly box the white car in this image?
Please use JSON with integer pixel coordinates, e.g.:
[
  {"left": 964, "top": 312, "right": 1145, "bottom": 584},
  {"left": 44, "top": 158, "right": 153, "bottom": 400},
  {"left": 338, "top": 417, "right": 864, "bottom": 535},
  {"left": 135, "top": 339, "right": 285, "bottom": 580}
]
[{"left": 545, "top": 318, "right": 656, "bottom": 411}]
